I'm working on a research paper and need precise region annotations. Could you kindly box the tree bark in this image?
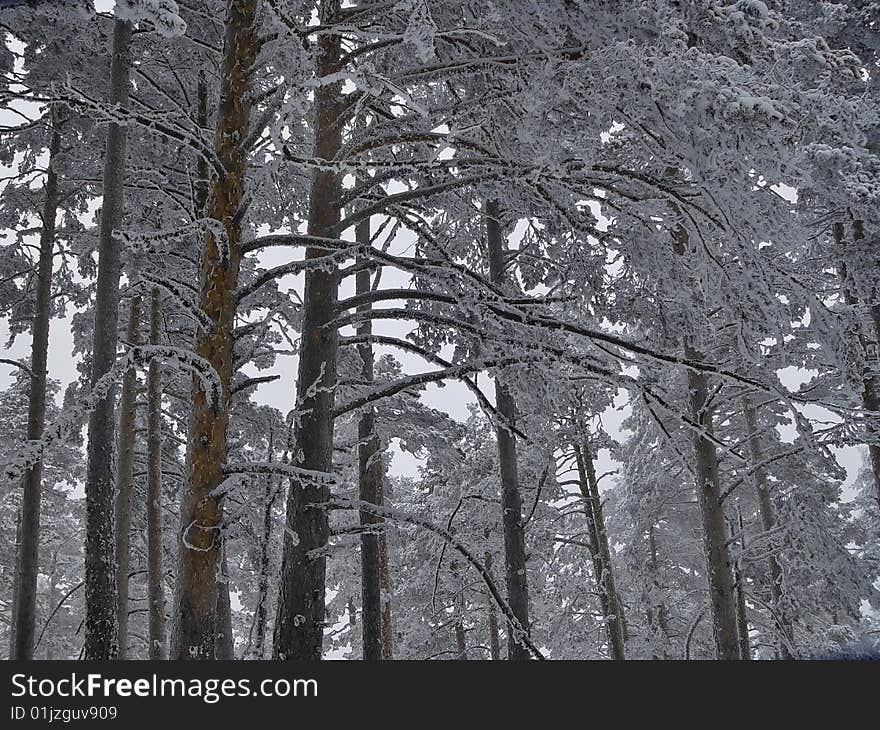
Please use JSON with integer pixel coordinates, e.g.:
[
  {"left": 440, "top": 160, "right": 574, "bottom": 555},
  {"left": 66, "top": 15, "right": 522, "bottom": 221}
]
[
  {"left": 114, "top": 293, "right": 141, "bottom": 659},
  {"left": 251, "top": 426, "right": 275, "bottom": 660},
  {"left": 485, "top": 199, "right": 531, "bottom": 660},
  {"left": 171, "top": 0, "right": 258, "bottom": 660},
  {"left": 484, "top": 548, "right": 501, "bottom": 660},
  {"left": 146, "top": 287, "right": 166, "bottom": 659},
  {"left": 274, "top": 0, "right": 343, "bottom": 661},
  {"left": 12, "top": 111, "right": 63, "bottom": 660},
  {"left": 573, "top": 444, "right": 626, "bottom": 659},
  {"left": 355, "top": 218, "right": 384, "bottom": 661},
  {"left": 378, "top": 475, "right": 393, "bottom": 660},
  {"left": 732, "top": 514, "right": 751, "bottom": 660}
]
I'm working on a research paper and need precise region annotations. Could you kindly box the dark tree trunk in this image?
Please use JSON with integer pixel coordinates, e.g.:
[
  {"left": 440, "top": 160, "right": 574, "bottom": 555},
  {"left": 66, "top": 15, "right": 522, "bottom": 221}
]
[
  {"left": 114, "top": 293, "right": 141, "bottom": 659},
  {"left": 170, "top": 0, "right": 258, "bottom": 660},
  {"left": 274, "top": 0, "right": 343, "bottom": 661},
  {"left": 484, "top": 548, "right": 501, "bottom": 660},
  {"left": 455, "top": 620, "right": 467, "bottom": 660},
  {"left": 12, "top": 111, "right": 63, "bottom": 660},
  {"left": 355, "top": 218, "right": 384, "bottom": 661},
  {"left": 484, "top": 199, "right": 531, "bottom": 660},
  {"left": 146, "top": 287, "right": 166, "bottom": 659},
  {"left": 573, "top": 445, "right": 626, "bottom": 659},
  {"left": 732, "top": 514, "right": 751, "bottom": 660}
]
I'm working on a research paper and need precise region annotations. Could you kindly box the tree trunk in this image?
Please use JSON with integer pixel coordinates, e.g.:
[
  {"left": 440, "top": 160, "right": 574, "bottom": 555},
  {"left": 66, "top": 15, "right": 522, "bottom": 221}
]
[
  {"left": 484, "top": 549, "right": 501, "bottom": 660},
  {"left": 646, "top": 524, "right": 669, "bottom": 659},
  {"left": 9, "top": 509, "right": 21, "bottom": 658},
  {"left": 12, "top": 111, "right": 63, "bottom": 660},
  {"left": 378, "top": 475, "right": 393, "bottom": 660},
  {"left": 114, "top": 293, "right": 141, "bottom": 660},
  {"left": 146, "top": 287, "right": 166, "bottom": 659},
  {"left": 742, "top": 395, "right": 793, "bottom": 658},
  {"left": 170, "top": 0, "right": 258, "bottom": 660},
  {"left": 573, "top": 444, "right": 626, "bottom": 659},
  {"left": 215, "top": 547, "right": 235, "bottom": 660},
  {"left": 455, "top": 620, "right": 467, "bottom": 660},
  {"left": 686, "top": 360, "right": 741, "bottom": 660},
  {"left": 274, "top": 0, "right": 343, "bottom": 661},
  {"left": 484, "top": 199, "right": 531, "bottom": 660},
  {"left": 732, "top": 514, "right": 751, "bottom": 660},
  {"left": 355, "top": 218, "right": 384, "bottom": 661},
  {"left": 251, "top": 426, "right": 275, "bottom": 660}
]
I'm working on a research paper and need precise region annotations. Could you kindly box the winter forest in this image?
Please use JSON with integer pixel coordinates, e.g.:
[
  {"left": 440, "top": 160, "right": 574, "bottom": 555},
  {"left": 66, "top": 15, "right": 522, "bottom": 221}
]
[{"left": 0, "top": 0, "right": 878, "bottom": 664}]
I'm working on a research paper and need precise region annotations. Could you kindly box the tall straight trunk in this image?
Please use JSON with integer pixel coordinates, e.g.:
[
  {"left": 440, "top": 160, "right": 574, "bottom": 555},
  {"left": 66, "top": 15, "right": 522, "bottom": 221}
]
[
  {"left": 742, "top": 395, "right": 792, "bottom": 658},
  {"left": 9, "top": 509, "right": 21, "bottom": 658},
  {"left": 146, "top": 287, "right": 166, "bottom": 659},
  {"left": 251, "top": 426, "right": 275, "bottom": 659},
  {"left": 12, "top": 111, "right": 62, "bottom": 660},
  {"left": 171, "top": 0, "right": 258, "bottom": 660},
  {"left": 686, "top": 361, "right": 741, "bottom": 659},
  {"left": 355, "top": 218, "right": 384, "bottom": 661},
  {"left": 732, "top": 513, "right": 751, "bottom": 660},
  {"left": 671, "top": 218, "right": 740, "bottom": 660},
  {"left": 484, "top": 548, "right": 501, "bottom": 660},
  {"left": 83, "top": 18, "right": 132, "bottom": 660},
  {"left": 573, "top": 445, "right": 626, "bottom": 659},
  {"left": 114, "top": 293, "right": 141, "bottom": 659},
  {"left": 455, "top": 620, "right": 467, "bottom": 660},
  {"left": 274, "top": 0, "right": 343, "bottom": 661},
  {"left": 834, "top": 221, "right": 880, "bottom": 511},
  {"left": 484, "top": 199, "right": 531, "bottom": 660},
  {"left": 378, "top": 475, "right": 393, "bottom": 659}
]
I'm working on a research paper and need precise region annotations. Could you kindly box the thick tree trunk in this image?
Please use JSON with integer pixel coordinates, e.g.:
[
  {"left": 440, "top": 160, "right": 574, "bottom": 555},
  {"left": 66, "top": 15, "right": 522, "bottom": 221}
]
[
  {"left": 171, "top": 0, "right": 257, "bottom": 660},
  {"left": 686, "top": 360, "right": 741, "bottom": 660},
  {"left": 274, "top": 0, "right": 343, "bottom": 661},
  {"left": 484, "top": 199, "right": 531, "bottom": 660},
  {"left": 114, "top": 293, "right": 141, "bottom": 659},
  {"left": 146, "top": 287, "right": 166, "bottom": 659},
  {"left": 573, "top": 445, "right": 626, "bottom": 659},
  {"left": 83, "top": 18, "right": 133, "bottom": 660},
  {"left": 355, "top": 218, "right": 384, "bottom": 661},
  {"left": 12, "top": 112, "right": 62, "bottom": 660},
  {"left": 742, "top": 395, "right": 793, "bottom": 658}
]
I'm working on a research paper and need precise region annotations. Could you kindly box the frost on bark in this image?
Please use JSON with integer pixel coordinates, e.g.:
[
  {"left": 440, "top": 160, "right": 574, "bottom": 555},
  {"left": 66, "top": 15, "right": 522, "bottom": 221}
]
[
  {"left": 742, "top": 395, "right": 793, "bottom": 658},
  {"left": 485, "top": 200, "right": 531, "bottom": 660},
  {"left": 274, "top": 0, "right": 343, "bottom": 662},
  {"left": 12, "top": 111, "right": 63, "bottom": 661},
  {"left": 114, "top": 292, "right": 141, "bottom": 659},
  {"left": 170, "top": 0, "right": 258, "bottom": 660},
  {"left": 573, "top": 444, "right": 626, "bottom": 659},
  {"left": 83, "top": 19, "right": 133, "bottom": 660},
  {"left": 146, "top": 287, "right": 166, "bottom": 659}
]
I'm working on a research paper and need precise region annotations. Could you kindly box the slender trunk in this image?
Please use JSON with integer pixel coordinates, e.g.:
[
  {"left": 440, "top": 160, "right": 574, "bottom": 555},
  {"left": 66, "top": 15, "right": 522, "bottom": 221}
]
[
  {"left": 274, "top": 0, "right": 343, "bottom": 661},
  {"left": 733, "top": 514, "right": 751, "bottom": 660},
  {"left": 252, "top": 427, "right": 275, "bottom": 660},
  {"left": 647, "top": 524, "right": 669, "bottom": 658},
  {"left": 742, "top": 395, "right": 793, "bottom": 659},
  {"left": 215, "top": 547, "right": 235, "bottom": 659},
  {"left": 83, "top": 18, "right": 132, "bottom": 660},
  {"left": 355, "top": 218, "right": 384, "bottom": 661},
  {"left": 12, "top": 112, "right": 62, "bottom": 660},
  {"left": 378, "top": 475, "right": 393, "bottom": 660},
  {"left": 484, "top": 548, "right": 501, "bottom": 660},
  {"left": 170, "top": 0, "right": 257, "bottom": 660},
  {"left": 44, "top": 551, "right": 58, "bottom": 660},
  {"left": 455, "top": 620, "right": 467, "bottom": 660},
  {"left": 834, "top": 221, "right": 880, "bottom": 511},
  {"left": 146, "top": 287, "right": 166, "bottom": 659},
  {"left": 114, "top": 293, "right": 141, "bottom": 660},
  {"left": 573, "top": 445, "right": 626, "bottom": 659},
  {"left": 485, "top": 199, "right": 531, "bottom": 660},
  {"left": 9, "top": 510, "right": 21, "bottom": 658}
]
